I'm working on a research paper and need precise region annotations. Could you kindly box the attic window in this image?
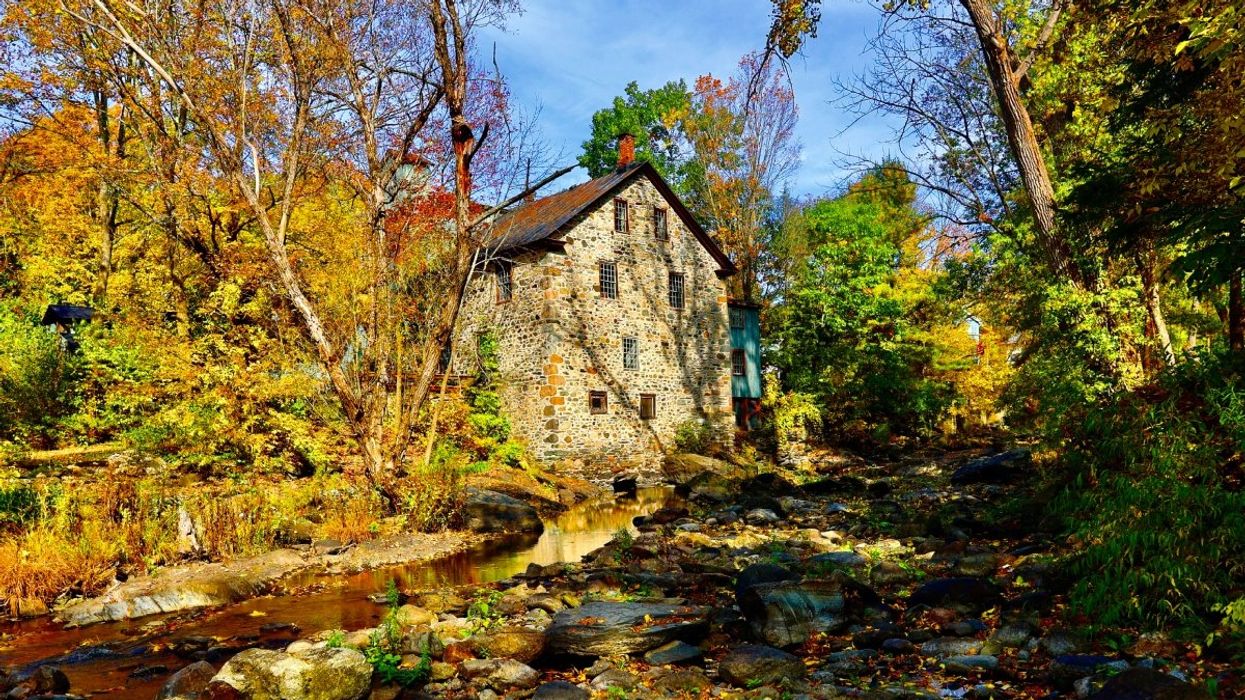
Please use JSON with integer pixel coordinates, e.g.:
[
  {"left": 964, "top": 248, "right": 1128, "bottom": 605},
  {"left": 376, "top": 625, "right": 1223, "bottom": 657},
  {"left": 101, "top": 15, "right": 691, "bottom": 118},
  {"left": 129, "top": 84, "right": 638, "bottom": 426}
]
[
  {"left": 614, "top": 199, "right": 629, "bottom": 233},
  {"left": 668, "top": 272, "right": 685, "bottom": 309},
  {"left": 623, "top": 337, "right": 638, "bottom": 370},
  {"left": 495, "top": 262, "right": 512, "bottom": 303},
  {"left": 732, "top": 349, "right": 746, "bottom": 376},
  {"left": 639, "top": 394, "right": 656, "bottom": 420},
  {"left": 589, "top": 390, "right": 608, "bottom": 415},
  {"left": 600, "top": 261, "right": 618, "bottom": 299},
  {"left": 654, "top": 207, "right": 668, "bottom": 240}
]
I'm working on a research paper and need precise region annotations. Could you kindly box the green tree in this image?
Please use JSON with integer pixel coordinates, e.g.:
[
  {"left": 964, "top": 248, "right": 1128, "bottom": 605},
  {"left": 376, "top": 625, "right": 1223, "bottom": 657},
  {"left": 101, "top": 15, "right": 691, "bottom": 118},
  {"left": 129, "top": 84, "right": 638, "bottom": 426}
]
[{"left": 579, "top": 81, "right": 691, "bottom": 185}]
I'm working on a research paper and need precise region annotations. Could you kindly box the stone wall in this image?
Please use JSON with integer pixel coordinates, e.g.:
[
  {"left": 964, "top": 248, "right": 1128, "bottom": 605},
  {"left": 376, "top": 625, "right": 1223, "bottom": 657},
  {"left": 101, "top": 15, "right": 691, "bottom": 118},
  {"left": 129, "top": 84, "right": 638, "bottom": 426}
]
[{"left": 455, "top": 171, "right": 733, "bottom": 473}]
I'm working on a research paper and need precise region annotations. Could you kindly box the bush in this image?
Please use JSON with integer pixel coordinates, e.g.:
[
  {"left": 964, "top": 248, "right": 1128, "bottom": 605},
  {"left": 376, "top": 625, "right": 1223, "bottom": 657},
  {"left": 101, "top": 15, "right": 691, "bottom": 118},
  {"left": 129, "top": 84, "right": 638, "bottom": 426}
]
[
  {"left": 673, "top": 419, "right": 714, "bottom": 454},
  {"left": 1050, "top": 351, "right": 1245, "bottom": 637}
]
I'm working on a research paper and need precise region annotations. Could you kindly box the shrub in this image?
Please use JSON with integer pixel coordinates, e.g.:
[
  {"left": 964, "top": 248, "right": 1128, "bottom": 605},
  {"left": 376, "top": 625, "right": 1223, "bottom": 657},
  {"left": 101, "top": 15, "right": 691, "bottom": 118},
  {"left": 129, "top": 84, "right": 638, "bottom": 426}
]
[{"left": 673, "top": 419, "right": 714, "bottom": 454}]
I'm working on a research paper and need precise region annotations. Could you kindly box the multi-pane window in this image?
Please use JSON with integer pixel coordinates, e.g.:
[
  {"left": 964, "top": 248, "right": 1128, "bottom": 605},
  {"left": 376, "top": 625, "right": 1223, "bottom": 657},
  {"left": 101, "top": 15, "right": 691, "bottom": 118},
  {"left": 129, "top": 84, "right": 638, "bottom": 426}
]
[
  {"left": 729, "top": 306, "right": 746, "bottom": 329},
  {"left": 639, "top": 394, "right": 656, "bottom": 420},
  {"left": 654, "top": 207, "right": 668, "bottom": 240},
  {"left": 622, "top": 337, "right": 638, "bottom": 370},
  {"left": 589, "top": 390, "right": 608, "bottom": 415},
  {"left": 599, "top": 261, "right": 618, "bottom": 299},
  {"left": 613, "top": 199, "right": 628, "bottom": 233},
  {"left": 668, "top": 272, "right": 685, "bottom": 309},
  {"left": 732, "top": 349, "right": 746, "bottom": 376},
  {"left": 495, "top": 262, "right": 512, "bottom": 302}
]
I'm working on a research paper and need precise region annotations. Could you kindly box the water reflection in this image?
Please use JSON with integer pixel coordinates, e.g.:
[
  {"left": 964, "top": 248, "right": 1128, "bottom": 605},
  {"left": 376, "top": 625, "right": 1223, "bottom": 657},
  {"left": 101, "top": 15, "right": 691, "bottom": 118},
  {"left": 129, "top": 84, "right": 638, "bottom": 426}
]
[{"left": 0, "top": 486, "right": 676, "bottom": 696}]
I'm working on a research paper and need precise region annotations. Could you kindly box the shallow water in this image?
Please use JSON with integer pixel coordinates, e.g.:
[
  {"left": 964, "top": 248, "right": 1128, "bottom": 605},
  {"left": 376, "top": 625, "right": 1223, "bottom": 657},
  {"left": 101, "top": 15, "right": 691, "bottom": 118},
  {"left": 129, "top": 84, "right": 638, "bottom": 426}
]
[{"left": 0, "top": 486, "right": 676, "bottom": 696}]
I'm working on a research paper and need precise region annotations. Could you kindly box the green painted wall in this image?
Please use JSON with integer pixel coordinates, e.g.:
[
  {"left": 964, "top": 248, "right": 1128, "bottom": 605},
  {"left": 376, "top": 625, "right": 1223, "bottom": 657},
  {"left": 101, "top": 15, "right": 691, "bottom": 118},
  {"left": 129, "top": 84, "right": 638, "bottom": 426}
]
[{"left": 729, "top": 304, "right": 762, "bottom": 399}]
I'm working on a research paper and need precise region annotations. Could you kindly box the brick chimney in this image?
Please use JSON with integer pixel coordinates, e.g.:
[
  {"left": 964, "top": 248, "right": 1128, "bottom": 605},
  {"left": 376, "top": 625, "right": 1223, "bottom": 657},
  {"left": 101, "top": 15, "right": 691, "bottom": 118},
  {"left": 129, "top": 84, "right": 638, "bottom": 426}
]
[{"left": 616, "top": 133, "right": 635, "bottom": 169}]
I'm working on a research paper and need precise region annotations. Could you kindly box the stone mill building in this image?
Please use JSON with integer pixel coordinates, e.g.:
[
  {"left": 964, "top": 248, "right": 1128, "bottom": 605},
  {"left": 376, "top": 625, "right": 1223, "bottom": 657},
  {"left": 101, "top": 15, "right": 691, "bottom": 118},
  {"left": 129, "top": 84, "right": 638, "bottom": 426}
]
[{"left": 451, "top": 136, "right": 760, "bottom": 468}]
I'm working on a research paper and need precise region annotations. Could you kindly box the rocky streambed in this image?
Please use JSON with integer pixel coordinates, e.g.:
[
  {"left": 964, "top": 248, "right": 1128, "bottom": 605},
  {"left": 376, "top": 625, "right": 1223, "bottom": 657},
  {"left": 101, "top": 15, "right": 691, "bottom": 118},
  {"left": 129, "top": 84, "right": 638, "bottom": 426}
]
[{"left": 3, "top": 450, "right": 1237, "bottom": 699}]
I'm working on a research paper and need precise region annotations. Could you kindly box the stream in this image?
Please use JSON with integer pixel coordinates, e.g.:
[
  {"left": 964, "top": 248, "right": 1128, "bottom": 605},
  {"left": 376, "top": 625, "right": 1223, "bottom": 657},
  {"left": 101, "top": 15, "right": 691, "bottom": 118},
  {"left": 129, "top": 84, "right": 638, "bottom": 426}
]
[{"left": 0, "top": 486, "right": 677, "bottom": 697}]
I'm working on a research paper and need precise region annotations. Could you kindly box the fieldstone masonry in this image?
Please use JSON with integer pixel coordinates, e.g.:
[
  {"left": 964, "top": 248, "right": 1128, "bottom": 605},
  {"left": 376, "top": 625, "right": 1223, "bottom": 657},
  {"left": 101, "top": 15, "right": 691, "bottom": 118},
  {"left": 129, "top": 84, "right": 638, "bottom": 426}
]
[{"left": 454, "top": 170, "right": 733, "bottom": 472}]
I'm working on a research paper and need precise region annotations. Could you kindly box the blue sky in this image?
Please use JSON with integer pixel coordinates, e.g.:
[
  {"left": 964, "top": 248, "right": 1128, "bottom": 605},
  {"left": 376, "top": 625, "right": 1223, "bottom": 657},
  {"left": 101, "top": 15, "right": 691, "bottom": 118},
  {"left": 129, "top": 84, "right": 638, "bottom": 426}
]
[{"left": 481, "top": 0, "right": 898, "bottom": 199}]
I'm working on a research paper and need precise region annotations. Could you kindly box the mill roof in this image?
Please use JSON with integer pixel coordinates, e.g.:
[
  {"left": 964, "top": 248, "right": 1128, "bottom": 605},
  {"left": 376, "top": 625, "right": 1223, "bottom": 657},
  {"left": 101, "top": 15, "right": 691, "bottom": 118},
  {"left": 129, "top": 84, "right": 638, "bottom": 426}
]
[{"left": 484, "top": 162, "right": 736, "bottom": 276}]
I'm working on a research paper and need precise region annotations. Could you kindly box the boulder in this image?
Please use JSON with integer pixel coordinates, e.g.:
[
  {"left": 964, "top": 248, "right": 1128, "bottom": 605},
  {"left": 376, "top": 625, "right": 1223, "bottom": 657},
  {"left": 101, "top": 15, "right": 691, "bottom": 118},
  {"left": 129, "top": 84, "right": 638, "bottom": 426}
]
[
  {"left": 684, "top": 471, "right": 734, "bottom": 503},
  {"left": 811, "top": 551, "right": 868, "bottom": 568},
  {"left": 651, "top": 668, "right": 712, "bottom": 694},
  {"left": 394, "top": 604, "right": 437, "bottom": 627},
  {"left": 907, "top": 577, "right": 1002, "bottom": 613},
  {"left": 158, "top": 661, "right": 216, "bottom": 700},
  {"left": 642, "top": 640, "right": 703, "bottom": 665},
  {"left": 943, "top": 654, "right": 999, "bottom": 672},
  {"left": 734, "top": 563, "right": 799, "bottom": 604},
  {"left": 208, "top": 646, "right": 371, "bottom": 700},
  {"left": 11, "top": 665, "right": 71, "bottom": 696},
  {"left": 717, "top": 644, "right": 806, "bottom": 687},
  {"left": 919, "top": 637, "right": 984, "bottom": 659},
  {"left": 950, "top": 450, "right": 1031, "bottom": 485},
  {"left": 546, "top": 601, "right": 709, "bottom": 657},
  {"left": 1048, "top": 655, "right": 1130, "bottom": 690},
  {"left": 460, "top": 658, "right": 540, "bottom": 691},
  {"left": 469, "top": 626, "right": 547, "bottom": 664},
  {"left": 738, "top": 578, "right": 866, "bottom": 647},
  {"left": 662, "top": 453, "right": 736, "bottom": 486},
  {"left": 611, "top": 474, "right": 638, "bottom": 496},
  {"left": 462, "top": 489, "right": 544, "bottom": 534},
  {"left": 533, "top": 680, "right": 590, "bottom": 700},
  {"left": 1089, "top": 668, "right": 1210, "bottom": 700}
]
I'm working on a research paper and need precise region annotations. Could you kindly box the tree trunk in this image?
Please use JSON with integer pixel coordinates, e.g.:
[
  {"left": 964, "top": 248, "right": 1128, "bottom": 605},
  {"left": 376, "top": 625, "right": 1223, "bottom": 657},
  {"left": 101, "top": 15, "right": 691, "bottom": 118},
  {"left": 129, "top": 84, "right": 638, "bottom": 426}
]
[
  {"left": 1136, "top": 247, "right": 1175, "bottom": 368},
  {"left": 959, "top": 0, "right": 1078, "bottom": 285},
  {"left": 1231, "top": 271, "right": 1244, "bottom": 353}
]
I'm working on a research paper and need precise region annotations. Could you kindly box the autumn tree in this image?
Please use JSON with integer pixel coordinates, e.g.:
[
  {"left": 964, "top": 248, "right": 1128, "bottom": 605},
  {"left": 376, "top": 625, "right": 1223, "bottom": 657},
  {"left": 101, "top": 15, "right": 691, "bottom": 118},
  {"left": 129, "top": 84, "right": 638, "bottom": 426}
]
[{"left": 54, "top": 0, "right": 540, "bottom": 495}]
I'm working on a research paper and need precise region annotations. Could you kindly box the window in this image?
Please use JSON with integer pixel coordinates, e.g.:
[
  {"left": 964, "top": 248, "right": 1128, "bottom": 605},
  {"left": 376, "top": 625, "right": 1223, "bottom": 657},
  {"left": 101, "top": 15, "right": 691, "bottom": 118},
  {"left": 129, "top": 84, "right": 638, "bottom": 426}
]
[
  {"left": 599, "top": 261, "right": 618, "bottom": 299},
  {"left": 589, "top": 390, "right": 608, "bottom": 414},
  {"left": 668, "top": 271, "right": 685, "bottom": 309},
  {"left": 495, "top": 262, "right": 512, "bottom": 302},
  {"left": 622, "top": 337, "right": 638, "bottom": 370},
  {"left": 654, "top": 207, "right": 668, "bottom": 240},
  {"left": 639, "top": 394, "right": 656, "bottom": 420},
  {"left": 614, "top": 199, "right": 628, "bottom": 233},
  {"left": 729, "top": 306, "right": 746, "bottom": 330},
  {"left": 732, "top": 349, "right": 746, "bottom": 376}
]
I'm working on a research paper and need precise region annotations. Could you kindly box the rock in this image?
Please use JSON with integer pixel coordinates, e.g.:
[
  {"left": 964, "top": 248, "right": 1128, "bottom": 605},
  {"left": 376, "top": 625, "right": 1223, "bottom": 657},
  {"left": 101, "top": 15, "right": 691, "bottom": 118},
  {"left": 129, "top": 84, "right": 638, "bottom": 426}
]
[
  {"left": 651, "top": 668, "right": 712, "bottom": 694},
  {"left": 1041, "top": 629, "right": 1083, "bottom": 656},
  {"left": 684, "top": 471, "right": 734, "bottom": 502},
  {"left": 589, "top": 668, "right": 640, "bottom": 690},
  {"left": 943, "top": 655, "right": 999, "bottom": 672},
  {"left": 546, "top": 601, "right": 709, "bottom": 657},
  {"left": 881, "top": 638, "right": 915, "bottom": 655},
  {"left": 1089, "top": 668, "right": 1210, "bottom": 699},
  {"left": 739, "top": 473, "right": 798, "bottom": 498},
  {"left": 209, "top": 646, "right": 371, "bottom": 700},
  {"left": 460, "top": 658, "right": 541, "bottom": 691},
  {"left": 907, "top": 577, "right": 1001, "bottom": 613},
  {"left": 646, "top": 506, "right": 690, "bottom": 525},
  {"left": 811, "top": 551, "right": 868, "bottom": 568},
  {"left": 462, "top": 488, "right": 544, "bottom": 534},
  {"left": 803, "top": 475, "right": 867, "bottom": 495},
  {"left": 949, "top": 450, "right": 1031, "bottom": 485},
  {"left": 533, "top": 680, "right": 590, "bottom": 700},
  {"left": 919, "top": 637, "right": 984, "bottom": 658},
  {"left": 990, "top": 622, "right": 1034, "bottom": 648},
  {"left": 734, "top": 563, "right": 799, "bottom": 604},
  {"left": 663, "top": 453, "right": 737, "bottom": 486},
  {"left": 738, "top": 578, "right": 861, "bottom": 647},
  {"left": 60, "top": 549, "right": 307, "bottom": 626},
  {"left": 469, "top": 627, "right": 546, "bottom": 664},
  {"left": 643, "top": 640, "right": 703, "bottom": 665},
  {"left": 12, "top": 597, "right": 50, "bottom": 618},
  {"left": 394, "top": 604, "right": 437, "bottom": 627},
  {"left": 1049, "top": 655, "right": 1130, "bottom": 690},
  {"left": 416, "top": 590, "right": 469, "bottom": 615},
  {"left": 157, "top": 661, "right": 216, "bottom": 699},
  {"left": 745, "top": 508, "right": 781, "bottom": 525},
  {"left": 853, "top": 623, "right": 906, "bottom": 650},
  {"left": 822, "top": 649, "right": 877, "bottom": 674},
  {"left": 717, "top": 644, "right": 806, "bottom": 687},
  {"left": 13, "top": 665, "right": 71, "bottom": 695}
]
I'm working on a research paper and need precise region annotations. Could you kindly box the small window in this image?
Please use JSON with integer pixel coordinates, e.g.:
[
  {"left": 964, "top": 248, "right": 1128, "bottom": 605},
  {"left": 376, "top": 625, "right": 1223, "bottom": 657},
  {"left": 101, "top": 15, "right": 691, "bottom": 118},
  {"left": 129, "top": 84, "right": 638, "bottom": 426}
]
[
  {"left": 599, "top": 261, "right": 618, "bottom": 299},
  {"left": 495, "top": 262, "right": 512, "bottom": 302},
  {"left": 613, "top": 199, "right": 628, "bottom": 233},
  {"left": 668, "top": 272, "right": 685, "bottom": 309},
  {"left": 729, "top": 307, "right": 746, "bottom": 330},
  {"left": 439, "top": 344, "right": 453, "bottom": 372},
  {"left": 654, "top": 207, "right": 668, "bottom": 240},
  {"left": 639, "top": 394, "right": 656, "bottom": 420},
  {"left": 732, "top": 349, "right": 746, "bottom": 376},
  {"left": 622, "top": 337, "right": 638, "bottom": 370},
  {"left": 589, "top": 390, "right": 608, "bottom": 415}
]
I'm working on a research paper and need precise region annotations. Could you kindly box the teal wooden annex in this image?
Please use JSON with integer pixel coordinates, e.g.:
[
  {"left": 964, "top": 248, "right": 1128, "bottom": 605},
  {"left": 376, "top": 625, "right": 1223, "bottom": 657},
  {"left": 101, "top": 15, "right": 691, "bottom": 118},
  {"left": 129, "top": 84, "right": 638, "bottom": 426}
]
[{"left": 728, "top": 301, "right": 762, "bottom": 429}]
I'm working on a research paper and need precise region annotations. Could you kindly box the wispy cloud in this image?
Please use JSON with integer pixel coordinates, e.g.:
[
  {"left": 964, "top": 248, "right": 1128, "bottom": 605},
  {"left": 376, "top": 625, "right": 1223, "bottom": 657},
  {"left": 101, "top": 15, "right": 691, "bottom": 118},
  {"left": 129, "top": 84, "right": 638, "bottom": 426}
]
[{"left": 481, "top": 0, "right": 900, "bottom": 198}]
